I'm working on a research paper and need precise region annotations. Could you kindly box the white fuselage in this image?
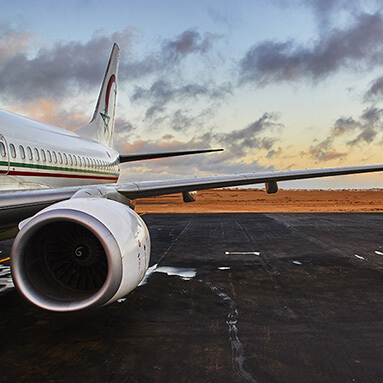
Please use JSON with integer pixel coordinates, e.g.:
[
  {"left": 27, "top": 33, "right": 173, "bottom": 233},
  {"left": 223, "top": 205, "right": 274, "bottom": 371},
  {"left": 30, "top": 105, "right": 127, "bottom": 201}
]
[{"left": 0, "top": 109, "right": 120, "bottom": 191}]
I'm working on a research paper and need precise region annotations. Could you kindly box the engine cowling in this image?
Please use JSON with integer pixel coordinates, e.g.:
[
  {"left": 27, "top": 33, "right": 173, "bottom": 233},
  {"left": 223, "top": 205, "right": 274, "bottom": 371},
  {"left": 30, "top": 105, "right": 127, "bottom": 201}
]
[{"left": 11, "top": 198, "right": 150, "bottom": 312}]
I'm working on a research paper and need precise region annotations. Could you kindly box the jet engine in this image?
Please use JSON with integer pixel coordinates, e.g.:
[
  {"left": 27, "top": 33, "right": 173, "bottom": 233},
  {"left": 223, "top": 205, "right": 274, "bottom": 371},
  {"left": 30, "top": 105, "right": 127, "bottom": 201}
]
[{"left": 11, "top": 198, "right": 150, "bottom": 312}]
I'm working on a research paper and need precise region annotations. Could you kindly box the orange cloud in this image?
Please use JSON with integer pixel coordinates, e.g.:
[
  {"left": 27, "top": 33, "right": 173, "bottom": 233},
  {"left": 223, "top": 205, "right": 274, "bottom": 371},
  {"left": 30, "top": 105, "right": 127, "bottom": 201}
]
[{"left": 7, "top": 99, "right": 88, "bottom": 131}]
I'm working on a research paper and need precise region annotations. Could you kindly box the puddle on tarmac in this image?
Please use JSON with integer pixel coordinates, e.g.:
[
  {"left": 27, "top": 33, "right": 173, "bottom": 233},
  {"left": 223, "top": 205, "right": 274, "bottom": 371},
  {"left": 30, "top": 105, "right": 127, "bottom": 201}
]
[
  {"left": 292, "top": 260, "right": 302, "bottom": 265},
  {"left": 139, "top": 264, "right": 196, "bottom": 285},
  {"left": 154, "top": 266, "right": 196, "bottom": 280}
]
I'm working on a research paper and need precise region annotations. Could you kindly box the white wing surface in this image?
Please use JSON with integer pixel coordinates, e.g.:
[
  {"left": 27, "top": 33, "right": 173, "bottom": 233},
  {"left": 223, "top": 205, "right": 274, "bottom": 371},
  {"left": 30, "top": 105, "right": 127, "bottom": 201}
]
[
  {"left": 117, "top": 164, "right": 383, "bottom": 199},
  {"left": 1, "top": 164, "right": 383, "bottom": 218}
]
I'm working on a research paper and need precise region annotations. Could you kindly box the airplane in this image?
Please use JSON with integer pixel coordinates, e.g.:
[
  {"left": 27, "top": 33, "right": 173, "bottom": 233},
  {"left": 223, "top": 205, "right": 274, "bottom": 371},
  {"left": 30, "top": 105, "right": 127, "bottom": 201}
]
[{"left": 1, "top": 43, "right": 383, "bottom": 312}]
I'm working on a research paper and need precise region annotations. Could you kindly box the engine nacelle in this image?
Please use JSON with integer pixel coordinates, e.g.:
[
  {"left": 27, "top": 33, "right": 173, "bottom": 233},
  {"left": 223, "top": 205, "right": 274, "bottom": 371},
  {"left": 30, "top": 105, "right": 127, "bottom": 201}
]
[{"left": 11, "top": 198, "right": 150, "bottom": 312}]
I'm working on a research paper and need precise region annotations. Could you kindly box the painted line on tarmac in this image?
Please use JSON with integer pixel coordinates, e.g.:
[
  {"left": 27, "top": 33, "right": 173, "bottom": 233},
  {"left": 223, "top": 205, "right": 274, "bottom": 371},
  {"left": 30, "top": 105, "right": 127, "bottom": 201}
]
[{"left": 225, "top": 251, "right": 261, "bottom": 255}]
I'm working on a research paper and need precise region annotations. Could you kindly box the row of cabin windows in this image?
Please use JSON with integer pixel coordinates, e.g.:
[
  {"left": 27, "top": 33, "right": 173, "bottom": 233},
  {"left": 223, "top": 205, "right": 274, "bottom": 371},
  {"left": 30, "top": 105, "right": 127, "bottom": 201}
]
[{"left": 0, "top": 142, "right": 114, "bottom": 171}]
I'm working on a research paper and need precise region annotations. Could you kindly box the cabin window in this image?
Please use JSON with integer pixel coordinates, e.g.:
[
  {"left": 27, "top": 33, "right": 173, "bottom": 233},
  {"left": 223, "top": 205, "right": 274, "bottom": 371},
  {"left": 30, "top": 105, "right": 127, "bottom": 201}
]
[
  {"left": 63, "top": 153, "right": 68, "bottom": 165},
  {"left": 9, "top": 144, "right": 16, "bottom": 158},
  {"left": 41, "top": 149, "right": 46, "bottom": 162},
  {"left": 19, "top": 145, "right": 26, "bottom": 159},
  {"left": 68, "top": 154, "right": 73, "bottom": 166},
  {"left": 0, "top": 142, "right": 6, "bottom": 157},
  {"left": 77, "top": 156, "right": 81, "bottom": 167},
  {"left": 73, "top": 155, "right": 77, "bottom": 166},
  {"left": 27, "top": 147, "right": 33, "bottom": 160},
  {"left": 34, "top": 148, "right": 40, "bottom": 161},
  {"left": 58, "top": 152, "right": 63, "bottom": 164},
  {"left": 82, "top": 157, "right": 86, "bottom": 167},
  {"left": 86, "top": 158, "right": 90, "bottom": 167},
  {"left": 47, "top": 150, "right": 52, "bottom": 163},
  {"left": 52, "top": 151, "right": 57, "bottom": 163}
]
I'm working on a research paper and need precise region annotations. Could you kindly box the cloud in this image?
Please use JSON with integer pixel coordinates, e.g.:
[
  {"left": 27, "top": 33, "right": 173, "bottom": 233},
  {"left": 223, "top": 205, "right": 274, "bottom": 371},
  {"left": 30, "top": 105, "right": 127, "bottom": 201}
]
[
  {"left": 302, "top": 106, "right": 383, "bottom": 162},
  {"left": 332, "top": 116, "right": 359, "bottom": 136},
  {"left": 331, "top": 106, "right": 383, "bottom": 145},
  {"left": 239, "top": 12, "right": 383, "bottom": 85},
  {"left": 347, "top": 107, "right": 383, "bottom": 145},
  {"left": 213, "top": 113, "right": 282, "bottom": 157},
  {"left": 302, "top": 0, "right": 370, "bottom": 29},
  {"left": 163, "top": 29, "right": 214, "bottom": 58},
  {"left": 144, "top": 105, "right": 164, "bottom": 119},
  {"left": 139, "top": 107, "right": 216, "bottom": 135},
  {"left": 7, "top": 99, "right": 88, "bottom": 130},
  {"left": 207, "top": 6, "right": 237, "bottom": 28},
  {"left": 0, "top": 27, "right": 219, "bottom": 103},
  {"left": 169, "top": 109, "right": 208, "bottom": 132},
  {"left": 0, "top": 28, "right": 135, "bottom": 102},
  {"left": 266, "top": 146, "right": 283, "bottom": 159},
  {"left": 306, "top": 137, "right": 347, "bottom": 161},
  {"left": 132, "top": 80, "right": 232, "bottom": 105},
  {"left": 0, "top": 24, "right": 30, "bottom": 65},
  {"left": 119, "top": 29, "right": 220, "bottom": 80},
  {"left": 274, "top": 1, "right": 381, "bottom": 30},
  {"left": 365, "top": 75, "right": 383, "bottom": 100},
  {"left": 131, "top": 80, "right": 232, "bottom": 119},
  {"left": 114, "top": 116, "right": 137, "bottom": 135}
]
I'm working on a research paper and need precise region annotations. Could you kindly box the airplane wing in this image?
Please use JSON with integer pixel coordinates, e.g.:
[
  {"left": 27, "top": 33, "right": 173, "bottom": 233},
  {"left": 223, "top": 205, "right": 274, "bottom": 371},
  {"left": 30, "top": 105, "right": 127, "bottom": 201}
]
[
  {"left": 117, "top": 163, "right": 383, "bottom": 199},
  {"left": 1, "top": 164, "right": 383, "bottom": 217}
]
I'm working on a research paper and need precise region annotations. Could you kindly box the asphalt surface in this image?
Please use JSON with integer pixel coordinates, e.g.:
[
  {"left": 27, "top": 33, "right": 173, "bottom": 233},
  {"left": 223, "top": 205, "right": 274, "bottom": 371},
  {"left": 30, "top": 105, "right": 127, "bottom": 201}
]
[{"left": 0, "top": 213, "right": 382, "bottom": 383}]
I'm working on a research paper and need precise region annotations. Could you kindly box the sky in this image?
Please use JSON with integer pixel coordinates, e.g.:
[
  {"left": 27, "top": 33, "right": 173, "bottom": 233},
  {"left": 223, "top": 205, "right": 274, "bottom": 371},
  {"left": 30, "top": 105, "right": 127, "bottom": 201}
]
[{"left": 1, "top": 0, "right": 383, "bottom": 189}]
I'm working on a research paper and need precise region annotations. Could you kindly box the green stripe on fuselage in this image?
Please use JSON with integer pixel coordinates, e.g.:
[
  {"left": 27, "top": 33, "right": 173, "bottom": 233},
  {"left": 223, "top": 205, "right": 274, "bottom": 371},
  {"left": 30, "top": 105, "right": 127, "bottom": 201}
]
[{"left": 0, "top": 160, "right": 119, "bottom": 177}]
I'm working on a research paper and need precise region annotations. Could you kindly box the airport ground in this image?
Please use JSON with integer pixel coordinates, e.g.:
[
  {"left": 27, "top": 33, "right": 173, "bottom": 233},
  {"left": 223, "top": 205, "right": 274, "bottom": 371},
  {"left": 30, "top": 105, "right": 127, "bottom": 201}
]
[
  {"left": 0, "top": 191, "right": 382, "bottom": 382},
  {"left": 134, "top": 188, "right": 383, "bottom": 213}
]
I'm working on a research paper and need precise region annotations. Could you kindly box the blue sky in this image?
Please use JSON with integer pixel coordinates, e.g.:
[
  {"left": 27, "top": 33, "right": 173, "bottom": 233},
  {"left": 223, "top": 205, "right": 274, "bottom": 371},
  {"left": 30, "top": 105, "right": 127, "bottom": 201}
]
[{"left": 1, "top": 0, "right": 383, "bottom": 188}]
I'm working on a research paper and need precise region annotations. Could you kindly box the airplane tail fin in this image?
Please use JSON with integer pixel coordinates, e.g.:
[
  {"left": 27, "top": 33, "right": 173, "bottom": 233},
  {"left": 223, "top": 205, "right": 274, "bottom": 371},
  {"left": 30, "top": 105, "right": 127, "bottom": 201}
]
[{"left": 77, "top": 43, "right": 119, "bottom": 147}]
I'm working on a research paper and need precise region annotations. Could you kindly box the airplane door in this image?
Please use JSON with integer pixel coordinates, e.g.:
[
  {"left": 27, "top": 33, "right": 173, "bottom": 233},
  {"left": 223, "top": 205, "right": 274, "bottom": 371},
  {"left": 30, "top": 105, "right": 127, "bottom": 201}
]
[{"left": 0, "top": 135, "right": 9, "bottom": 175}]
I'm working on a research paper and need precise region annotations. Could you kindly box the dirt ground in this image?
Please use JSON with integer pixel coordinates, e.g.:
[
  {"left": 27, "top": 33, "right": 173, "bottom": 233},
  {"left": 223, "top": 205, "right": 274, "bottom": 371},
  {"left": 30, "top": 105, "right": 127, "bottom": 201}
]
[{"left": 135, "top": 188, "right": 383, "bottom": 213}]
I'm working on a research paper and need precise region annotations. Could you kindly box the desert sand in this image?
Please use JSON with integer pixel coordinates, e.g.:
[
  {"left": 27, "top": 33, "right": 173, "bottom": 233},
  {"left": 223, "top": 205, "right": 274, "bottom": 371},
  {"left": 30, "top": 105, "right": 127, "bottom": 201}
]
[{"left": 135, "top": 189, "right": 383, "bottom": 213}]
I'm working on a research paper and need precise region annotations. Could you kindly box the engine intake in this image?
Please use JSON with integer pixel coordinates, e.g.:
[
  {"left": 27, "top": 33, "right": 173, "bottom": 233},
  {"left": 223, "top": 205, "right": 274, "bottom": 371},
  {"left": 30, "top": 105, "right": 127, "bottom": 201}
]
[{"left": 11, "top": 198, "right": 150, "bottom": 312}]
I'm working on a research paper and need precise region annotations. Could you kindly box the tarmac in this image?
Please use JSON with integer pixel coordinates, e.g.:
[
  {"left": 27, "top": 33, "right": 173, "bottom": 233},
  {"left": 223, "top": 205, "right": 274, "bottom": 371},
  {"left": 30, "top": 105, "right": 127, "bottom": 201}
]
[{"left": 0, "top": 213, "right": 382, "bottom": 383}]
